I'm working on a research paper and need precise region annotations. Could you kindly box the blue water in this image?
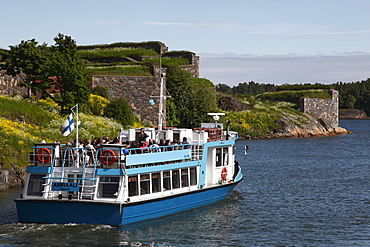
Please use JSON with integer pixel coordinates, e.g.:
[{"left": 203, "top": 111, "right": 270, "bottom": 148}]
[{"left": 1, "top": 119, "right": 370, "bottom": 246}]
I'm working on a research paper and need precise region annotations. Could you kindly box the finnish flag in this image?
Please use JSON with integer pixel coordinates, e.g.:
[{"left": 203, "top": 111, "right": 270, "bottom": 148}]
[{"left": 60, "top": 113, "right": 75, "bottom": 136}]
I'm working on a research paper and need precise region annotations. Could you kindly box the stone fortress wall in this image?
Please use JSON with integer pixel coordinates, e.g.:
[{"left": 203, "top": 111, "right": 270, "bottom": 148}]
[
  {"left": 91, "top": 66, "right": 166, "bottom": 126},
  {"left": 300, "top": 89, "right": 339, "bottom": 128}
]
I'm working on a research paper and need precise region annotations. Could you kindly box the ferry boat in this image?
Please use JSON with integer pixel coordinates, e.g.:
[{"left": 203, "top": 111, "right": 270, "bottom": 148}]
[
  {"left": 15, "top": 120, "right": 243, "bottom": 226},
  {"left": 16, "top": 68, "right": 243, "bottom": 226}
]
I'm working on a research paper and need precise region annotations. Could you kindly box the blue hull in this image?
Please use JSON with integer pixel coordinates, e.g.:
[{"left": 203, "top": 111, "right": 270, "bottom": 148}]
[{"left": 15, "top": 182, "right": 240, "bottom": 226}]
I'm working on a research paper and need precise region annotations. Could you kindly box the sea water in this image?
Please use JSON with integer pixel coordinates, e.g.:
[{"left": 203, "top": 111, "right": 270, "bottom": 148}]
[{"left": 1, "top": 119, "right": 369, "bottom": 246}]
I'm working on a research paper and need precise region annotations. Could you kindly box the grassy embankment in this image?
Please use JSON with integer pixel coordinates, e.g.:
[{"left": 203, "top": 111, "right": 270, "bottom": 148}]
[
  {"left": 0, "top": 96, "right": 123, "bottom": 170},
  {"left": 77, "top": 47, "right": 190, "bottom": 76}
]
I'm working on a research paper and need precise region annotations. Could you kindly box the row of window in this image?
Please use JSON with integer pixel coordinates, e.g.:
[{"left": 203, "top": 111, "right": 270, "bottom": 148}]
[
  {"left": 97, "top": 167, "right": 198, "bottom": 198},
  {"left": 128, "top": 167, "right": 198, "bottom": 197},
  {"left": 26, "top": 166, "right": 199, "bottom": 199}
]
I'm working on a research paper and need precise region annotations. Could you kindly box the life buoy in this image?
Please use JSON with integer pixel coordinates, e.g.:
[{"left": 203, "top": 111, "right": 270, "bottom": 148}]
[
  {"left": 36, "top": 148, "right": 52, "bottom": 163},
  {"left": 221, "top": 167, "right": 227, "bottom": 180},
  {"left": 100, "top": 149, "right": 116, "bottom": 165}
]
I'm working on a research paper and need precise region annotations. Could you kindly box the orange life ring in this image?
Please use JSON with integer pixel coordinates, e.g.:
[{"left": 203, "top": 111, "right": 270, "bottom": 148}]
[
  {"left": 221, "top": 167, "right": 227, "bottom": 180},
  {"left": 36, "top": 148, "right": 52, "bottom": 163},
  {"left": 100, "top": 149, "right": 116, "bottom": 165}
]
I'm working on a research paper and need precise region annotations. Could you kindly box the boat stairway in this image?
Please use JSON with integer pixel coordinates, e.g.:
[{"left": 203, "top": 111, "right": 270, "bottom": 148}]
[{"left": 80, "top": 169, "right": 96, "bottom": 200}]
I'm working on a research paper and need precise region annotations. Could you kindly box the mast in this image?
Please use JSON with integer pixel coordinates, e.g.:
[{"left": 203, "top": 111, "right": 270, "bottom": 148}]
[{"left": 158, "top": 68, "right": 164, "bottom": 131}]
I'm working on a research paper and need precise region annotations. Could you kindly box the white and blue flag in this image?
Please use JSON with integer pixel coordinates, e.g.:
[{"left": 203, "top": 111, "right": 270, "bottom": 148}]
[{"left": 60, "top": 113, "right": 75, "bottom": 136}]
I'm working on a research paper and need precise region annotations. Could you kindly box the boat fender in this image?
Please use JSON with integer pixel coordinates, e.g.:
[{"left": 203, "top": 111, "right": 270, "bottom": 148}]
[
  {"left": 221, "top": 167, "right": 227, "bottom": 180},
  {"left": 100, "top": 149, "right": 117, "bottom": 165},
  {"left": 36, "top": 148, "right": 52, "bottom": 163}
]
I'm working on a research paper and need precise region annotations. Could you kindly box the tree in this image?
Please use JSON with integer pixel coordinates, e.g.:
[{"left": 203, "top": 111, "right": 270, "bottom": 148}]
[
  {"left": 47, "top": 33, "right": 91, "bottom": 114},
  {"left": 0, "top": 39, "right": 50, "bottom": 97},
  {"left": 165, "top": 97, "right": 180, "bottom": 127},
  {"left": 92, "top": 85, "right": 109, "bottom": 99},
  {"left": 85, "top": 94, "right": 108, "bottom": 116},
  {"left": 104, "top": 98, "right": 135, "bottom": 126},
  {"left": 166, "top": 67, "right": 217, "bottom": 128},
  {"left": 215, "top": 83, "right": 232, "bottom": 94}
]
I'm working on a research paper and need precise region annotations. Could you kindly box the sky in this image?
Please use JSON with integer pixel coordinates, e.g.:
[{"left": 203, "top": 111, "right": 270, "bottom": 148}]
[{"left": 1, "top": 0, "right": 370, "bottom": 86}]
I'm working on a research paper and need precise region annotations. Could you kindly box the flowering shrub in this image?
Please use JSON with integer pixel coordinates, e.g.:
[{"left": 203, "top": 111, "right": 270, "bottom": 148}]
[{"left": 0, "top": 97, "right": 126, "bottom": 169}]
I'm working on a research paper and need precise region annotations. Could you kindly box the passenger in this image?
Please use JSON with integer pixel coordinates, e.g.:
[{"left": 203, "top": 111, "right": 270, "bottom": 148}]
[
  {"left": 159, "top": 139, "right": 166, "bottom": 152},
  {"left": 84, "top": 139, "right": 95, "bottom": 150},
  {"left": 149, "top": 139, "right": 161, "bottom": 152},
  {"left": 103, "top": 136, "right": 109, "bottom": 144},
  {"left": 111, "top": 137, "right": 121, "bottom": 144},
  {"left": 129, "top": 142, "right": 138, "bottom": 154},
  {"left": 171, "top": 140, "right": 179, "bottom": 150},
  {"left": 165, "top": 140, "right": 172, "bottom": 151},
  {"left": 84, "top": 139, "right": 95, "bottom": 164},
  {"left": 182, "top": 137, "right": 190, "bottom": 149},
  {"left": 138, "top": 128, "right": 148, "bottom": 143}
]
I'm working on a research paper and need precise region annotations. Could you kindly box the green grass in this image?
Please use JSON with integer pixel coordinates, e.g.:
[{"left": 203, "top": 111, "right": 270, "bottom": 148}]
[
  {"left": 77, "top": 47, "right": 158, "bottom": 61},
  {"left": 84, "top": 65, "right": 152, "bottom": 76},
  {"left": 257, "top": 89, "right": 332, "bottom": 103},
  {"left": 142, "top": 57, "right": 191, "bottom": 67}
]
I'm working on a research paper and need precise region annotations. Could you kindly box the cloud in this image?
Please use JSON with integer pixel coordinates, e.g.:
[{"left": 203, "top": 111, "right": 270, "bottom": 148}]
[{"left": 199, "top": 52, "right": 370, "bottom": 86}]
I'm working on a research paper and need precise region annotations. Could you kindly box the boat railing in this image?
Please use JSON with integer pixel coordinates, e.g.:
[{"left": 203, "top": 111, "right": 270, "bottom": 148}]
[{"left": 36, "top": 146, "right": 98, "bottom": 200}]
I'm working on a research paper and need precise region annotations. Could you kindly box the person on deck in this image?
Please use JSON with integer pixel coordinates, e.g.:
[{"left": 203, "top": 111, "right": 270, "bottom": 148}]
[
  {"left": 138, "top": 128, "right": 148, "bottom": 143},
  {"left": 182, "top": 137, "right": 190, "bottom": 149}
]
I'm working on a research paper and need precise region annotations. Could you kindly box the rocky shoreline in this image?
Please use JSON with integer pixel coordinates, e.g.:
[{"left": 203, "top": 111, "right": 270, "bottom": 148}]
[{"left": 241, "top": 113, "right": 350, "bottom": 140}]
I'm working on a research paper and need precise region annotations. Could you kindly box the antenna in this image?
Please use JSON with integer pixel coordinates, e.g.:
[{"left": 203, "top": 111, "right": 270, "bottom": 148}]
[{"left": 207, "top": 113, "right": 225, "bottom": 128}]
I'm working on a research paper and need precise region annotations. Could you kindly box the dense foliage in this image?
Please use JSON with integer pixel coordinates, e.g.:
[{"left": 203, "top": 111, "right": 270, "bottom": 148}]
[
  {"left": 104, "top": 98, "right": 136, "bottom": 127},
  {"left": 166, "top": 67, "right": 217, "bottom": 128},
  {"left": 48, "top": 34, "right": 91, "bottom": 114},
  {"left": 0, "top": 39, "right": 49, "bottom": 97},
  {"left": 334, "top": 78, "right": 370, "bottom": 115},
  {"left": 1, "top": 33, "right": 91, "bottom": 115},
  {"left": 216, "top": 81, "right": 277, "bottom": 95},
  {"left": 257, "top": 90, "right": 332, "bottom": 107}
]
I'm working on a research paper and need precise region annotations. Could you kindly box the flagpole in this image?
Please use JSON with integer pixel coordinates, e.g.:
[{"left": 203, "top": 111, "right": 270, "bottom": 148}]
[{"left": 75, "top": 104, "right": 79, "bottom": 148}]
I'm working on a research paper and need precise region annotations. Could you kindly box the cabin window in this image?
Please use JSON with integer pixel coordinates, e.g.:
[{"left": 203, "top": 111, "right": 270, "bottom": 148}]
[
  {"left": 223, "top": 147, "right": 229, "bottom": 166},
  {"left": 27, "top": 174, "right": 46, "bottom": 196},
  {"left": 128, "top": 175, "right": 138, "bottom": 196},
  {"left": 172, "top": 170, "right": 180, "bottom": 189},
  {"left": 163, "top": 171, "right": 171, "bottom": 191},
  {"left": 181, "top": 168, "right": 189, "bottom": 187},
  {"left": 140, "top": 174, "right": 150, "bottom": 195},
  {"left": 216, "top": 148, "right": 222, "bottom": 167},
  {"left": 152, "top": 172, "right": 161, "bottom": 193},
  {"left": 190, "top": 167, "right": 197, "bottom": 186},
  {"left": 98, "top": 176, "right": 120, "bottom": 198},
  {"left": 216, "top": 148, "right": 229, "bottom": 167}
]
